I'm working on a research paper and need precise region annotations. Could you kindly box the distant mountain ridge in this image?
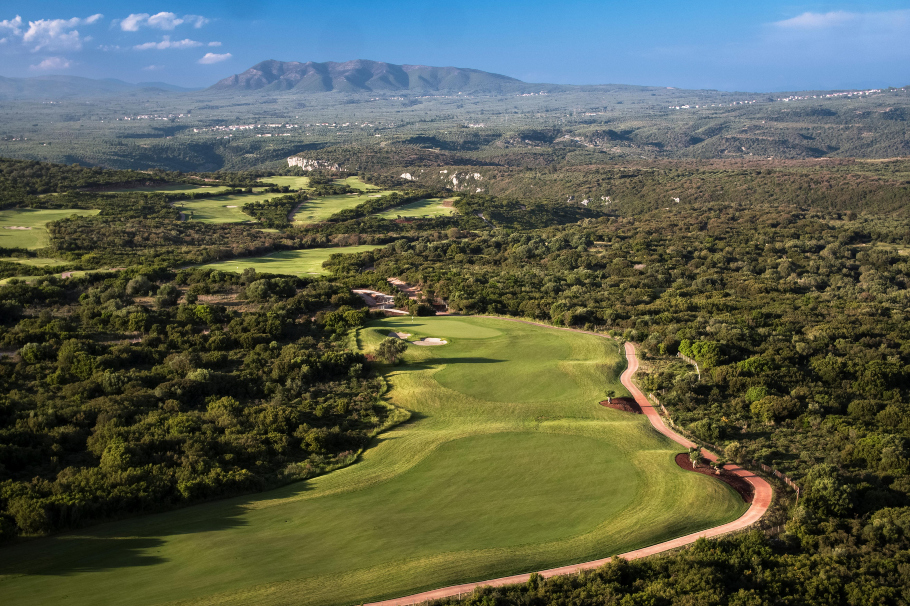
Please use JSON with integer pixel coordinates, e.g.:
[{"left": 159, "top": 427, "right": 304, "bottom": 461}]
[
  {"left": 0, "top": 75, "right": 197, "bottom": 99},
  {"left": 209, "top": 59, "right": 535, "bottom": 93}
]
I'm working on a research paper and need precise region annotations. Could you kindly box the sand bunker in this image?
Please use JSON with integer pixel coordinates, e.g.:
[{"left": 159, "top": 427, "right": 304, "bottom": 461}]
[
  {"left": 388, "top": 332, "right": 412, "bottom": 340},
  {"left": 225, "top": 205, "right": 238, "bottom": 208},
  {"left": 412, "top": 337, "right": 448, "bottom": 346},
  {"left": 3, "top": 226, "right": 33, "bottom": 230}
]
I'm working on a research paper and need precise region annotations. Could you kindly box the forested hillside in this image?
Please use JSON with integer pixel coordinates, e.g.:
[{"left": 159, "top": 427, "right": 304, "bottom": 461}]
[{"left": 0, "top": 152, "right": 909, "bottom": 603}]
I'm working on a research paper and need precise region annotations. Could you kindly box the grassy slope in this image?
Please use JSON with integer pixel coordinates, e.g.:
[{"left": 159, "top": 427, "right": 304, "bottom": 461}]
[
  {"left": 198, "top": 245, "right": 383, "bottom": 275},
  {"left": 0, "top": 317, "right": 746, "bottom": 606},
  {"left": 0, "top": 208, "right": 100, "bottom": 249},
  {"left": 374, "top": 198, "right": 456, "bottom": 219}
]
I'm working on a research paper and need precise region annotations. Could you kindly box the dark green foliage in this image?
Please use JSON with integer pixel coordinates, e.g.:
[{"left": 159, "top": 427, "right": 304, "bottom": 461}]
[
  {"left": 242, "top": 192, "right": 307, "bottom": 228},
  {"left": 0, "top": 268, "right": 387, "bottom": 538}
]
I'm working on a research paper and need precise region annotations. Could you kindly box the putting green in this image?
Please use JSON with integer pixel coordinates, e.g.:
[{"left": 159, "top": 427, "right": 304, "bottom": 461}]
[
  {"left": 0, "top": 208, "right": 100, "bottom": 249},
  {"left": 198, "top": 245, "right": 383, "bottom": 275},
  {"left": 374, "top": 198, "right": 456, "bottom": 219},
  {"left": 0, "top": 317, "right": 747, "bottom": 606}
]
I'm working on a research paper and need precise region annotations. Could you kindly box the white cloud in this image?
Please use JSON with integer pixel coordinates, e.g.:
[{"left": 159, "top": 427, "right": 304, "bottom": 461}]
[
  {"left": 198, "top": 52, "right": 231, "bottom": 64},
  {"left": 22, "top": 14, "right": 103, "bottom": 51},
  {"left": 774, "top": 11, "right": 856, "bottom": 29},
  {"left": 120, "top": 13, "right": 149, "bottom": 32},
  {"left": 30, "top": 56, "right": 72, "bottom": 71},
  {"left": 208, "top": 41, "right": 221, "bottom": 47},
  {"left": 772, "top": 9, "right": 910, "bottom": 35},
  {"left": 120, "top": 12, "right": 208, "bottom": 31},
  {"left": 98, "top": 44, "right": 121, "bottom": 51},
  {"left": 134, "top": 35, "right": 203, "bottom": 50},
  {"left": 143, "top": 64, "right": 163, "bottom": 71},
  {"left": 147, "top": 12, "right": 183, "bottom": 30},
  {"left": 185, "top": 15, "right": 209, "bottom": 29},
  {"left": 0, "top": 15, "right": 23, "bottom": 35}
]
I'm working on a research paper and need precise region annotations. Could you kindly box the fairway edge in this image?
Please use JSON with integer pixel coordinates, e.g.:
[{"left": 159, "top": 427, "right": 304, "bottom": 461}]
[{"left": 362, "top": 324, "right": 772, "bottom": 606}]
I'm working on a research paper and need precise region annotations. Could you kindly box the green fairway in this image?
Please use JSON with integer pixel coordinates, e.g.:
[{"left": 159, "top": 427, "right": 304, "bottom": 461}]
[
  {"left": 0, "top": 208, "right": 99, "bottom": 249},
  {"left": 374, "top": 198, "right": 456, "bottom": 219},
  {"left": 292, "top": 191, "right": 392, "bottom": 224},
  {"left": 108, "top": 183, "right": 232, "bottom": 194},
  {"left": 175, "top": 193, "right": 276, "bottom": 223},
  {"left": 0, "top": 257, "right": 67, "bottom": 267},
  {"left": 257, "top": 176, "right": 310, "bottom": 190},
  {"left": 0, "top": 317, "right": 747, "bottom": 606},
  {"left": 199, "top": 245, "right": 383, "bottom": 275},
  {"left": 335, "top": 175, "right": 379, "bottom": 191}
]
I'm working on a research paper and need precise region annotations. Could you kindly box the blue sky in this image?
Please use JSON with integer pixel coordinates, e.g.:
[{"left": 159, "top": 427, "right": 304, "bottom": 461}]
[{"left": 1, "top": 1, "right": 908, "bottom": 91}]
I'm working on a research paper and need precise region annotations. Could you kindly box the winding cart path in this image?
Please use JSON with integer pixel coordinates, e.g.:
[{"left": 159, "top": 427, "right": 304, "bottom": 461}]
[{"left": 364, "top": 324, "right": 773, "bottom": 606}]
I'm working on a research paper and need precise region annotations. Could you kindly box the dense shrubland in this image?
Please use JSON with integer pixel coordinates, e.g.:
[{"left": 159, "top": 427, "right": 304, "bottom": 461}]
[
  {"left": 3, "top": 153, "right": 910, "bottom": 602},
  {"left": 0, "top": 267, "right": 396, "bottom": 539}
]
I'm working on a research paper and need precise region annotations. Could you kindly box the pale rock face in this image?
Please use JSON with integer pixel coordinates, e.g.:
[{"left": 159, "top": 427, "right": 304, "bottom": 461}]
[
  {"left": 472, "top": 173, "right": 482, "bottom": 180},
  {"left": 287, "top": 157, "right": 340, "bottom": 171},
  {"left": 400, "top": 173, "right": 415, "bottom": 181}
]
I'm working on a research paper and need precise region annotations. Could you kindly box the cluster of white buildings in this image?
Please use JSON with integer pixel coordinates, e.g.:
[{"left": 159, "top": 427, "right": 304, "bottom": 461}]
[
  {"left": 668, "top": 88, "right": 899, "bottom": 112},
  {"left": 118, "top": 113, "right": 187, "bottom": 121},
  {"left": 775, "top": 89, "right": 883, "bottom": 102},
  {"left": 670, "top": 100, "right": 758, "bottom": 110}
]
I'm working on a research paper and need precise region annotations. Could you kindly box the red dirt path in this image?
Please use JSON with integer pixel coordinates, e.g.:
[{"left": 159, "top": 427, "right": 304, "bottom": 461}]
[{"left": 363, "top": 322, "right": 772, "bottom": 606}]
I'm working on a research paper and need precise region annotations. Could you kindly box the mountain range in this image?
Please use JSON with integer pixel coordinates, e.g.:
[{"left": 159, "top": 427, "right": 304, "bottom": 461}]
[
  {"left": 0, "top": 75, "right": 198, "bottom": 99},
  {"left": 209, "top": 59, "right": 534, "bottom": 93}
]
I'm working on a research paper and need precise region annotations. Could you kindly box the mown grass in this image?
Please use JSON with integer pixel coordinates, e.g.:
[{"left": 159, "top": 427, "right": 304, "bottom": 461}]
[
  {"left": 335, "top": 176, "right": 380, "bottom": 191},
  {"left": 0, "top": 317, "right": 747, "bottom": 606},
  {"left": 374, "top": 198, "right": 456, "bottom": 219},
  {"left": 108, "top": 183, "right": 232, "bottom": 194},
  {"left": 0, "top": 257, "right": 67, "bottom": 267},
  {"left": 198, "top": 245, "right": 383, "bottom": 275},
  {"left": 257, "top": 176, "right": 310, "bottom": 190},
  {"left": 291, "top": 191, "right": 393, "bottom": 224},
  {"left": 176, "top": 193, "right": 275, "bottom": 224},
  {"left": 0, "top": 208, "right": 100, "bottom": 249}
]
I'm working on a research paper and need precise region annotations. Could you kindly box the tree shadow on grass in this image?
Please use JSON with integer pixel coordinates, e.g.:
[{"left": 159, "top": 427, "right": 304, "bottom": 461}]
[
  {"left": 0, "top": 487, "right": 281, "bottom": 576},
  {"left": 408, "top": 357, "right": 504, "bottom": 367}
]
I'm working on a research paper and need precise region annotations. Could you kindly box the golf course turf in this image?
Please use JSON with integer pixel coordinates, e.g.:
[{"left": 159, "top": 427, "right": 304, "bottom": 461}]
[
  {"left": 291, "top": 191, "right": 393, "bottom": 224},
  {"left": 198, "top": 245, "right": 383, "bottom": 275},
  {"left": 0, "top": 317, "right": 747, "bottom": 606},
  {"left": 0, "top": 208, "right": 99, "bottom": 249},
  {"left": 374, "top": 198, "right": 456, "bottom": 219}
]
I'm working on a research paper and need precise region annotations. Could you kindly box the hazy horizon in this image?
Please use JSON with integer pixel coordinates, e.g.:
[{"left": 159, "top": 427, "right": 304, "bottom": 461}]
[{"left": 1, "top": 1, "right": 909, "bottom": 92}]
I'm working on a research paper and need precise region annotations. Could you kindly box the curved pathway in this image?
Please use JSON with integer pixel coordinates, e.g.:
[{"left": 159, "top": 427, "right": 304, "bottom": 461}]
[{"left": 364, "top": 323, "right": 772, "bottom": 606}]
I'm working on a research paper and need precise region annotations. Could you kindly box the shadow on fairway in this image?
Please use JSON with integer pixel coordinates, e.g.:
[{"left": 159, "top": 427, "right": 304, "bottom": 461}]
[
  {"left": 0, "top": 535, "right": 168, "bottom": 576},
  {"left": 403, "top": 357, "right": 505, "bottom": 372},
  {"left": 0, "top": 495, "right": 261, "bottom": 576}
]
